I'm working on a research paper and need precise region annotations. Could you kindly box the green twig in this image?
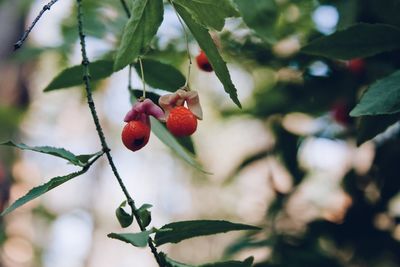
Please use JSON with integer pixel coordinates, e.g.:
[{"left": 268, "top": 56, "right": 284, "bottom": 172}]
[{"left": 77, "top": 1, "right": 163, "bottom": 265}]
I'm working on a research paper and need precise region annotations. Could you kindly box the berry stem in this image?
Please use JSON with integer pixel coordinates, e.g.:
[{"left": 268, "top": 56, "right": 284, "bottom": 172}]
[
  {"left": 77, "top": 1, "right": 163, "bottom": 266},
  {"left": 14, "top": 0, "right": 60, "bottom": 50},
  {"left": 139, "top": 57, "right": 147, "bottom": 99},
  {"left": 169, "top": 0, "right": 192, "bottom": 88}
]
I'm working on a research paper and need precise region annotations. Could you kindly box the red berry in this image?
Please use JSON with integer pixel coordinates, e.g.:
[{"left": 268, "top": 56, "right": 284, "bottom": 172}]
[
  {"left": 332, "top": 102, "right": 351, "bottom": 126},
  {"left": 196, "top": 51, "right": 213, "bottom": 72},
  {"left": 166, "top": 106, "right": 198, "bottom": 137},
  {"left": 347, "top": 59, "right": 365, "bottom": 75},
  {"left": 121, "top": 120, "right": 151, "bottom": 151}
]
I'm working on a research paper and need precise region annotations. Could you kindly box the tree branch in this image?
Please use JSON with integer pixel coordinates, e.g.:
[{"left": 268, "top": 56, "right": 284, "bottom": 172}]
[
  {"left": 76, "top": 0, "right": 163, "bottom": 265},
  {"left": 14, "top": 0, "right": 60, "bottom": 50}
]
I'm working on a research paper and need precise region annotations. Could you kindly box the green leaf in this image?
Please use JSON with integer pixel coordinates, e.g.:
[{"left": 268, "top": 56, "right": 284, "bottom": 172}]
[
  {"left": 107, "top": 230, "right": 153, "bottom": 248},
  {"left": 114, "top": 0, "right": 164, "bottom": 71},
  {"left": 44, "top": 60, "right": 114, "bottom": 91},
  {"left": 134, "top": 59, "right": 185, "bottom": 92},
  {"left": 175, "top": 3, "right": 241, "bottom": 108},
  {"left": 0, "top": 141, "right": 97, "bottom": 167},
  {"left": 116, "top": 201, "right": 134, "bottom": 228},
  {"left": 172, "top": 0, "right": 239, "bottom": 31},
  {"left": 160, "top": 253, "right": 254, "bottom": 267},
  {"left": 151, "top": 117, "right": 206, "bottom": 172},
  {"left": 302, "top": 23, "right": 400, "bottom": 60},
  {"left": 350, "top": 70, "right": 400, "bottom": 116},
  {"left": 233, "top": 0, "right": 278, "bottom": 44},
  {"left": 154, "top": 220, "right": 260, "bottom": 246},
  {"left": 1, "top": 168, "right": 89, "bottom": 216},
  {"left": 137, "top": 204, "right": 152, "bottom": 227}
]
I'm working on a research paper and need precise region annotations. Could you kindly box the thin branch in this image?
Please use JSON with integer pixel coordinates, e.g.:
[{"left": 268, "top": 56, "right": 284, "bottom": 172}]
[
  {"left": 169, "top": 0, "right": 192, "bottom": 88},
  {"left": 119, "top": 0, "right": 131, "bottom": 17},
  {"left": 14, "top": 0, "right": 60, "bottom": 50},
  {"left": 76, "top": 1, "right": 163, "bottom": 265},
  {"left": 139, "top": 57, "right": 146, "bottom": 99}
]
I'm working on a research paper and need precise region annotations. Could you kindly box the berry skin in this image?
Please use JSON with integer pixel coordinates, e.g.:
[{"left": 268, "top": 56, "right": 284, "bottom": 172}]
[
  {"left": 347, "top": 59, "right": 365, "bottom": 75},
  {"left": 167, "top": 106, "right": 198, "bottom": 137},
  {"left": 121, "top": 120, "right": 151, "bottom": 151},
  {"left": 332, "top": 102, "right": 352, "bottom": 126},
  {"left": 196, "top": 51, "right": 213, "bottom": 72}
]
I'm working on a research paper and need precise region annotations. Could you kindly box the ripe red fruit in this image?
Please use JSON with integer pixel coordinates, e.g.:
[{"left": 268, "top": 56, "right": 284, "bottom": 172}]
[
  {"left": 121, "top": 120, "right": 151, "bottom": 151},
  {"left": 196, "top": 51, "right": 213, "bottom": 72},
  {"left": 346, "top": 58, "right": 365, "bottom": 75},
  {"left": 331, "top": 102, "right": 351, "bottom": 126},
  {"left": 166, "top": 106, "right": 198, "bottom": 137}
]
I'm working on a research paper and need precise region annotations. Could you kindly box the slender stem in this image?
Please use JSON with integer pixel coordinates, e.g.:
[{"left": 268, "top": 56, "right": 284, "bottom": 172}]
[
  {"left": 170, "top": 1, "right": 192, "bottom": 88},
  {"left": 119, "top": 0, "right": 131, "bottom": 17},
  {"left": 139, "top": 57, "right": 146, "bottom": 99},
  {"left": 77, "top": 1, "right": 163, "bottom": 265},
  {"left": 128, "top": 64, "right": 133, "bottom": 90},
  {"left": 14, "top": 0, "right": 60, "bottom": 50}
]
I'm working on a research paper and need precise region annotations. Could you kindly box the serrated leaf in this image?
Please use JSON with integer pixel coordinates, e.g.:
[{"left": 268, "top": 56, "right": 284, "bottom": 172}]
[
  {"left": 116, "top": 201, "right": 134, "bottom": 228},
  {"left": 114, "top": 0, "right": 163, "bottom": 71},
  {"left": 234, "top": 0, "right": 278, "bottom": 44},
  {"left": 175, "top": 3, "right": 241, "bottom": 108},
  {"left": 0, "top": 141, "right": 96, "bottom": 167},
  {"left": 172, "top": 0, "right": 239, "bottom": 31},
  {"left": 137, "top": 204, "right": 152, "bottom": 227},
  {"left": 154, "top": 220, "right": 260, "bottom": 246},
  {"left": 107, "top": 230, "right": 153, "bottom": 248},
  {"left": 44, "top": 60, "right": 114, "bottom": 91},
  {"left": 134, "top": 59, "right": 185, "bottom": 92},
  {"left": 1, "top": 168, "right": 89, "bottom": 216},
  {"left": 350, "top": 70, "right": 400, "bottom": 116},
  {"left": 302, "top": 23, "right": 400, "bottom": 60}
]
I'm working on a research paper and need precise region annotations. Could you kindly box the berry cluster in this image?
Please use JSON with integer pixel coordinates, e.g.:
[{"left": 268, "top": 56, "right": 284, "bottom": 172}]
[{"left": 122, "top": 88, "right": 203, "bottom": 152}]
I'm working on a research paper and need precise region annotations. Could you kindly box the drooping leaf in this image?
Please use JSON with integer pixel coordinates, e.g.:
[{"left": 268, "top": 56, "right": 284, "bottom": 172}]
[
  {"left": 107, "top": 230, "right": 154, "bottom": 248},
  {"left": 172, "top": 0, "right": 239, "bottom": 31},
  {"left": 134, "top": 58, "right": 185, "bottom": 92},
  {"left": 154, "top": 220, "right": 260, "bottom": 246},
  {"left": 114, "top": 0, "right": 164, "bottom": 71},
  {"left": 234, "top": 0, "right": 278, "bottom": 44},
  {"left": 116, "top": 201, "right": 134, "bottom": 228},
  {"left": 160, "top": 252, "right": 254, "bottom": 267},
  {"left": 1, "top": 167, "right": 89, "bottom": 216},
  {"left": 0, "top": 141, "right": 98, "bottom": 167},
  {"left": 350, "top": 70, "right": 400, "bottom": 116},
  {"left": 137, "top": 203, "right": 152, "bottom": 227},
  {"left": 175, "top": 3, "right": 241, "bottom": 108},
  {"left": 44, "top": 60, "right": 114, "bottom": 91},
  {"left": 302, "top": 23, "right": 400, "bottom": 60}
]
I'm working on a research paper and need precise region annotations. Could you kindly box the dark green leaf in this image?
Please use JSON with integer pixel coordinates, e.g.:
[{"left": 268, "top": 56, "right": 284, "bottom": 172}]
[
  {"left": 107, "top": 230, "right": 153, "bottom": 248},
  {"left": 116, "top": 201, "right": 134, "bottom": 228},
  {"left": 1, "top": 168, "right": 89, "bottom": 216},
  {"left": 234, "top": 0, "right": 278, "bottom": 44},
  {"left": 357, "top": 114, "right": 400, "bottom": 145},
  {"left": 154, "top": 220, "right": 260, "bottom": 246},
  {"left": 134, "top": 58, "right": 185, "bottom": 91},
  {"left": 161, "top": 253, "right": 254, "bottom": 267},
  {"left": 44, "top": 60, "right": 114, "bottom": 91},
  {"left": 137, "top": 204, "right": 152, "bottom": 227},
  {"left": 350, "top": 70, "right": 400, "bottom": 116},
  {"left": 132, "top": 89, "right": 161, "bottom": 104},
  {"left": 175, "top": 3, "right": 241, "bottom": 108},
  {"left": 114, "top": 0, "right": 164, "bottom": 71},
  {"left": 0, "top": 141, "right": 94, "bottom": 167},
  {"left": 302, "top": 23, "right": 400, "bottom": 60},
  {"left": 172, "top": 0, "right": 239, "bottom": 31}
]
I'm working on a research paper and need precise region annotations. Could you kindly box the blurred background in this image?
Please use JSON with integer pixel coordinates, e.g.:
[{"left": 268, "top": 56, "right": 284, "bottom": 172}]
[{"left": 1, "top": 0, "right": 400, "bottom": 266}]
